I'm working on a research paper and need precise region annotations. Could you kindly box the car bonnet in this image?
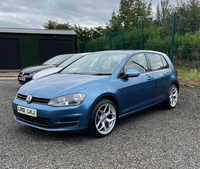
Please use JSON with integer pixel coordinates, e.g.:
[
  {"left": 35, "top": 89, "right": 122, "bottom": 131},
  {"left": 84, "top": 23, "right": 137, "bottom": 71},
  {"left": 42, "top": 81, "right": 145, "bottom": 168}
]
[{"left": 18, "top": 73, "right": 111, "bottom": 99}]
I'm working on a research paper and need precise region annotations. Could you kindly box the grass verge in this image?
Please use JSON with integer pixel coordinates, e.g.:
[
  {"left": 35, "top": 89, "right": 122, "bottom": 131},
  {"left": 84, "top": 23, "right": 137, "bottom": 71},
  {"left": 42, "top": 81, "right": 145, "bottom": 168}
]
[{"left": 177, "top": 68, "right": 200, "bottom": 86}]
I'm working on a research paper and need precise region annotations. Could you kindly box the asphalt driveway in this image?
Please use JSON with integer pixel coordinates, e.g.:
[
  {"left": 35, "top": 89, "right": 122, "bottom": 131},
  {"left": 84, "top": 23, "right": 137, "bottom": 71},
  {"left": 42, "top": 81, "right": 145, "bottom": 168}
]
[{"left": 1, "top": 80, "right": 200, "bottom": 169}]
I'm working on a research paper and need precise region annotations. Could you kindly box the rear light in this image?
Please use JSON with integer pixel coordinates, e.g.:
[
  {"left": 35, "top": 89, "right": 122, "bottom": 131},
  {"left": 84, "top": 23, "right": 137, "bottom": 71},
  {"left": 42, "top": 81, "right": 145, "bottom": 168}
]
[{"left": 176, "top": 69, "right": 178, "bottom": 76}]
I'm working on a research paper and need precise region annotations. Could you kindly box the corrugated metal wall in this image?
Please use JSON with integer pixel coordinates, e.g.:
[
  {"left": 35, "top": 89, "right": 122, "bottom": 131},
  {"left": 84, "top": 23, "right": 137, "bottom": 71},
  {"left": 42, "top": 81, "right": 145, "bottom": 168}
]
[{"left": 0, "top": 33, "right": 77, "bottom": 69}]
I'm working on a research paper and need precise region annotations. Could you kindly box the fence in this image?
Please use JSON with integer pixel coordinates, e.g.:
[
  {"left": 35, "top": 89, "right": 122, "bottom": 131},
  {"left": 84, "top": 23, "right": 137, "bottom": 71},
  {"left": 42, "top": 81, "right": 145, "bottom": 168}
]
[{"left": 79, "top": 11, "right": 200, "bottom": 68}]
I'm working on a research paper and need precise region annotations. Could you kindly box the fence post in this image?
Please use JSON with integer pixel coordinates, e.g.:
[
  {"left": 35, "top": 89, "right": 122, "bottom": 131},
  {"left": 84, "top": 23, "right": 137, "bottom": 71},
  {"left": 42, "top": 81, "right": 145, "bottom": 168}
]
[
  {"left": 122, "top": 29, "right": 124, "bottom": 50},
  {"left": 140, "top": 23, "right": 143, "bottom": 50},
  {"left": 97, "top": 38, "right": 99, "bottom": 51},
  {"left": 110, "top": 33, "right": 112, "bottom": 50},
  {"left": 171, "top": 13, "right": 176, "bottom": 63}
]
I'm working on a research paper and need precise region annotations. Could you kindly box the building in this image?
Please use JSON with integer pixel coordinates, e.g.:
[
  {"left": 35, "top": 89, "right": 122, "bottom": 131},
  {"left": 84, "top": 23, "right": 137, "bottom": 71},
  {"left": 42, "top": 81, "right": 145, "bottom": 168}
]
[{"left": 0, "top": 27, "right": 77, "bottom": 69}]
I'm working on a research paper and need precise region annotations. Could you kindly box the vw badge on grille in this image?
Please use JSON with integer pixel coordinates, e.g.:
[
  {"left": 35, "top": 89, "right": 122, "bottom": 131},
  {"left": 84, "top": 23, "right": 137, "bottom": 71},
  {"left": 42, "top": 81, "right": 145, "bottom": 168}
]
[{"left": 26, "top": 94, "right": 32, "bottom": 104}]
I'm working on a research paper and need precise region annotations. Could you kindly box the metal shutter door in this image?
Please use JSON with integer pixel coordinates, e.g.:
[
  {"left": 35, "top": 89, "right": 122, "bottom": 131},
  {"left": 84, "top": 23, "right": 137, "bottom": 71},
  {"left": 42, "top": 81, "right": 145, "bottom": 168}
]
[
  {"left": 0, "top": 38, "right": 21, "bottom": 69},
  {"left": 39, "top": 39, "right": 72, "bottom": 63}
]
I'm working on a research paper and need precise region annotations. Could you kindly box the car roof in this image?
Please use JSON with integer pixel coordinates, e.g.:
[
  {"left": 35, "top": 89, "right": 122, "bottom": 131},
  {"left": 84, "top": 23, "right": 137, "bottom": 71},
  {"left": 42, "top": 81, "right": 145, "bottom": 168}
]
[{"left": 92, "top": 50, "right": 165, "bottom": 56}]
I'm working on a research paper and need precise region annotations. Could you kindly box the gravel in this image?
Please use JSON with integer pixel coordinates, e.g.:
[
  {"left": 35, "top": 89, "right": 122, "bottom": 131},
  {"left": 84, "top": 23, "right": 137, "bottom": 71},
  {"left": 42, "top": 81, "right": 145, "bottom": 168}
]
[{"left": 1, "top": 80, "right": 200, "bottom": 169}]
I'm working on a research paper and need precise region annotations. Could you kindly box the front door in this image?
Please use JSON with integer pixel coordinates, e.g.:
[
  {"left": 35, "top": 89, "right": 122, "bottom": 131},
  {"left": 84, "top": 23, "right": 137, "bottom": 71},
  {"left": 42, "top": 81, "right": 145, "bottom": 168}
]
[{"left": 120, "top": 53, "right": 155, "bottom": 115}]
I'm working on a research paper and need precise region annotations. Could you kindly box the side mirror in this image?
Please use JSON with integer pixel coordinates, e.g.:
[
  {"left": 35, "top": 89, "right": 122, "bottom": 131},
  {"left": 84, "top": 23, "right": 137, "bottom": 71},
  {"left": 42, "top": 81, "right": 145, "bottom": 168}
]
[{"left": 124, "top": 69, "right": 140, "bottom": 78}]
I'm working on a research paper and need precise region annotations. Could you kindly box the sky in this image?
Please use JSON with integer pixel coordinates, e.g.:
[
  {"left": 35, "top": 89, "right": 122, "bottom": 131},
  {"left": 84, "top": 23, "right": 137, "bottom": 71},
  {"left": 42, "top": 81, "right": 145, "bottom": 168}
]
[{"left": 0, "top": 0, "right": 186, "bottom": 29}]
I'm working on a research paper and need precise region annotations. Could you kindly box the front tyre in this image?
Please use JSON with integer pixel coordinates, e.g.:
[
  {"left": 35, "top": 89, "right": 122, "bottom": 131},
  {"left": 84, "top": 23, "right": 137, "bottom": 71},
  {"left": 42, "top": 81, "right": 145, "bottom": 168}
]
[
  {"left": 162, "top": 84, "right": 179, "bottom": 109},
  {"left": 89, "top": 99, "right": 117, "bottom": 137}
]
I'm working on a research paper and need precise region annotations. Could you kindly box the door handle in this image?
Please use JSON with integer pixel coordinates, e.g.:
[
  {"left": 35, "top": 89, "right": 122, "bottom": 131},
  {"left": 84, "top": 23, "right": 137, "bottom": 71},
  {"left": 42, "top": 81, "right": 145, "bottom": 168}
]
[
  {"left": 145, "top": 74, "right": 153, "bottom": 80},
  {"left": 147, "top": 76, "right": 153, "bottom": 80},
  {"left": 165, "top": 72, "right": 170, "bottom": 76}
]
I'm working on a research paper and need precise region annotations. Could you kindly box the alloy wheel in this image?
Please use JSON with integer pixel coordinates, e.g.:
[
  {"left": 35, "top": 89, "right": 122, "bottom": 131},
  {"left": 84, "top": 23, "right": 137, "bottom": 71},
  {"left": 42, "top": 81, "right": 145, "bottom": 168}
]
[{"left": 95, "top": 103, "right": 116, "bottom": 135}]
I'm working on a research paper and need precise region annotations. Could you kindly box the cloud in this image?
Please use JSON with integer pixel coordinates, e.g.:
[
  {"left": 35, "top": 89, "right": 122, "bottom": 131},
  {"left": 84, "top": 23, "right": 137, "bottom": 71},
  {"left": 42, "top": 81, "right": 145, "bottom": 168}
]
[
  {"left": 0, "top": 0, "right": 120, "bottom": 28},
  {"left": 0, "top": 0, "right": 186, "bottom": 29}
]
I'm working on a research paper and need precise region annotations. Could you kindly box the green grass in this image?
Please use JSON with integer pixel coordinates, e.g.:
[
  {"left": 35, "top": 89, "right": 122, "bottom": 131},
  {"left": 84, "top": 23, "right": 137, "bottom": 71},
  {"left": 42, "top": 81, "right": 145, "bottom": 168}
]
[
  {"left": 177, "top": 68, "right": 200, "bottom": 78},
  {"left": 177, "top": 68, "right": 200, "bottom": 86}
]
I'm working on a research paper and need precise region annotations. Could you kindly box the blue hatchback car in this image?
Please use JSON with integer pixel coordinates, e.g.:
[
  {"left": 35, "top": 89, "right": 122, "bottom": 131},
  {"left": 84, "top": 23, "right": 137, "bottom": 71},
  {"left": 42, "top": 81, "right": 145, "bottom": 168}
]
[{"left": 12, "top": 50, "right": 179, "bottom": 137}]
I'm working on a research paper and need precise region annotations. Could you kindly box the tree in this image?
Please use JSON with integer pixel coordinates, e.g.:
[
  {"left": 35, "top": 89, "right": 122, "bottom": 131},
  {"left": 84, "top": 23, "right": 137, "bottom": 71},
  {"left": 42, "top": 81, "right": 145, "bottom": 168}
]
[
  {"left": 156, "top": 0, "right": 170, "bottom": 24},
  {"left": 73, "top": 25, "right": 104, "bottom": 44},
  {"left": 43, "top": 20, "right": 103, "bottom": 44},
  {"left": 105, "top": 0, "right": 152, "bottom": 33},
  {"left": 105, "top": 11, "right": 122, "bottom": 35},
  {"left": 43, "top": 20, "right": 73, "bottom": 30},
  {"left": 119, "top": 0, "right": 152, "bottom": 28},
  {"left": 174, "top": 0, "right": 200, "bottom": 34}
]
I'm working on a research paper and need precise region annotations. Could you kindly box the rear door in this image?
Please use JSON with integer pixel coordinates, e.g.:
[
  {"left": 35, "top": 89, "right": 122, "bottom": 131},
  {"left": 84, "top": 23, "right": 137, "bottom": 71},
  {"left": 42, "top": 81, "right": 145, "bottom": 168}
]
[{"left": 146, "top": 53, "right": 170, "bottom": 102}]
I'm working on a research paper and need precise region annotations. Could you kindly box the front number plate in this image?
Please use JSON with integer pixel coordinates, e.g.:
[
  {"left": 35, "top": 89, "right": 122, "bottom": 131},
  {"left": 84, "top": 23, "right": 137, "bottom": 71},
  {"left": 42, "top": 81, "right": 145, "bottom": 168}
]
[
  {"left": 17, "top": 105, "right": 37, "bottom": 117},
  {"left": 19, "top": 77, "right": 26, "bottom": 81}
]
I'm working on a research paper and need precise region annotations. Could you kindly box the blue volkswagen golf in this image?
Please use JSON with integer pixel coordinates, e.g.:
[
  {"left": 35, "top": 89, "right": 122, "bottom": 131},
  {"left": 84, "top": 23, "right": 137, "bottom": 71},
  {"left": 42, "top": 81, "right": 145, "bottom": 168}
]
[{"left": 12, "top": 50, "right": 179, "bottom": 137}]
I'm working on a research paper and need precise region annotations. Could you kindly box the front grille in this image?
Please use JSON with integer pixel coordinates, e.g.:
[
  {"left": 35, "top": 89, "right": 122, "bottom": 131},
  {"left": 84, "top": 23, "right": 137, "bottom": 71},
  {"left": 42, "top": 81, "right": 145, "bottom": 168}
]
[
  {"left": 14, "top": 111, "right": 51, "bottom": 126},
  {"left": 24, "top": 73, "right": 30, "bottom": 76},
  {"left": 17, "top": 93, "right": 26, "bottom": 100},
  {"left": 17, "top": 93, "right": 50, "bottom": 105}
]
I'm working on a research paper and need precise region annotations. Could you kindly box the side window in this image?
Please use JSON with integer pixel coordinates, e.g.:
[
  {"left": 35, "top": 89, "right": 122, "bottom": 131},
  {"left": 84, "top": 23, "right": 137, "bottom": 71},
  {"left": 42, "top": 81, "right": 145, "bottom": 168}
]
[
  {"left": 124, "top": 53, "right": 148, "bottom": 73},
  {"left": 161, "top": 55, "right": 169, "bottom": 68},
  {"left": 148, "top": 54, "right": 167, "bottom": 71}
]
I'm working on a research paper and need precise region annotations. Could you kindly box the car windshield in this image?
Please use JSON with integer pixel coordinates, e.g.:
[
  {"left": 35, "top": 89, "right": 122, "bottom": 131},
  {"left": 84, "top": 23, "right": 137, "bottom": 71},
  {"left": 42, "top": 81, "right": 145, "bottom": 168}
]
[
  {"left": 57, "top": 54, "right": 86, "bottom": 68},
  {"left": 61, "top": 53, "right": 127, "bottom": 75},
  {"left": 43, "top": 54, "right": 73, "bottom": 65}
]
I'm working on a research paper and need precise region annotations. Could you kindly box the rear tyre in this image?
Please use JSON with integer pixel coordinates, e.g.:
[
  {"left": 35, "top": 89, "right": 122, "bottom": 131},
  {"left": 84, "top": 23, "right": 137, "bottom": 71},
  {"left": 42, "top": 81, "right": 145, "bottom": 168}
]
[
  {"left": 89, "top": 99, "right": 117, "bottom": 137},
  {"left": 162, "top": 84, "right": 179, "bottom": 109}
]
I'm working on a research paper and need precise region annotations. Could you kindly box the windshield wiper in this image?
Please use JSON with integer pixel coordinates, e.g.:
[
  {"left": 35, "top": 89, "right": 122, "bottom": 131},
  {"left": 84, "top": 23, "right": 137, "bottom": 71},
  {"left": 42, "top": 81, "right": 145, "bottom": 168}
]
[
  {"left": 68, "top": 72, "right": 78, "bottom": 74},
  {"left": 92, "top": 73, "right": 112, "bottom": 76},
  {"left": 131, "top": 61, "right": 147, "bottom": 71}
]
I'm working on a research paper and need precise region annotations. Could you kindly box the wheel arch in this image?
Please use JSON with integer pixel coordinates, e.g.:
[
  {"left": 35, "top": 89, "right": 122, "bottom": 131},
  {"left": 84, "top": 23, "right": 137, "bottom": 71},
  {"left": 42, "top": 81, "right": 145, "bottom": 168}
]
[
  {"left": 87, "top": 93, "right": 120, "bottom": 126},
  {"left": 171, "top": 81, "right": 179, "bottom": 92}
]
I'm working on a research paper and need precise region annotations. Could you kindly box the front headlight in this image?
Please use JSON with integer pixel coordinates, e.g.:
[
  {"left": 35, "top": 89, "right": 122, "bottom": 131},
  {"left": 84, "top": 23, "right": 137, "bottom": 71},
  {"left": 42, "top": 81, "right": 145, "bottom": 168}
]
[{"left": 48, "top": 93, "right": 86, "bottom": 107}]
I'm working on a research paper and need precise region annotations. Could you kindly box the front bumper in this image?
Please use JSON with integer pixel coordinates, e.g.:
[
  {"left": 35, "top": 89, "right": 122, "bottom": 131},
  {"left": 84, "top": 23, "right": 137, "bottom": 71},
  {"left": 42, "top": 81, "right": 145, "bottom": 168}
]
[
  {"left": 12, "top": 98, "right": 94, "bottom": 132},
  {"left": 18, "top": 75, "right": 33, "bottom": 84}
]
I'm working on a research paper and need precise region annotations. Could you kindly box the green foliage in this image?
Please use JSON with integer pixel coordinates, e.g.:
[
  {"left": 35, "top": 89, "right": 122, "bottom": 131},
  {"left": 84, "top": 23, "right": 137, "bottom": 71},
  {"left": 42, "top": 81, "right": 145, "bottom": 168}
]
[
  {"left": 156, "top": 0, "right": 170, "bottom": 25},
  {"left": 81, "top": 25, "right": 200, "bottom": 66},
  {"left": 80, "top": 36, "right": 110, "bottom": 52},
  {"left": 157, "top": 0, "right": 200, "bottom": 35},
  {"left": 112, "top": 27, "right": 142, "bottom": 50},
  {"left": 119, "top": 0, "right": 152, "bottom": 27},
  {"left": 105, "top": 0, "right": 153, "bottom": 34},
  {"left": 105, "top": 11, "right": 122, "bottom": 34},
  {"left": 43, "top": 20, "right": 73, "bottom": 30},
  {"left": 176, "top": 30, "right": 200, "bottom": 61},
  {"left": 175, "top": 0, "right": 200, "bottom": 35},
  {"left": 43, "top": 0, "right": 200, "bottom": 62},
  {"left": 43, "top": 20, "right": 104, "bottom": 45}
]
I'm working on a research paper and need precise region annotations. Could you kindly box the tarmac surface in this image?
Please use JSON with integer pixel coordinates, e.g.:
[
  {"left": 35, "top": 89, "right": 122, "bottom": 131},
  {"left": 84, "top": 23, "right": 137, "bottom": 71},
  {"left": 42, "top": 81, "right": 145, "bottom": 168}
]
[{"left": 1, "top": 79, "right": 200, "bottom": 168}]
